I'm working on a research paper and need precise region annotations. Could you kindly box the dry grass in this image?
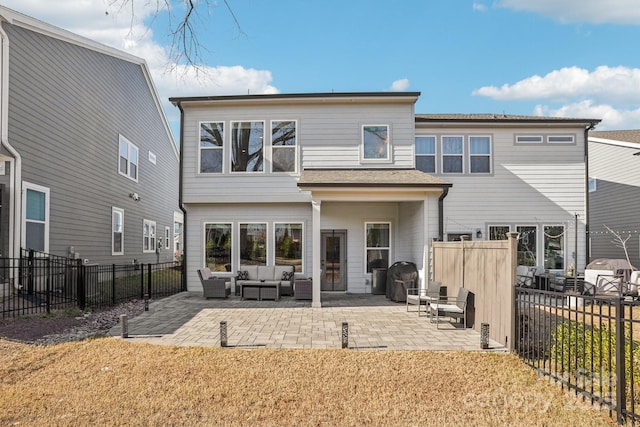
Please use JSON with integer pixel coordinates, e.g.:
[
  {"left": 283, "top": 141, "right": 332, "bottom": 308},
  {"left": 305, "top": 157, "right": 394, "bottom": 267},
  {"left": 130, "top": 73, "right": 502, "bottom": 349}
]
[{"left": 0, "top": 338, "right": 618, "bottom": 426}]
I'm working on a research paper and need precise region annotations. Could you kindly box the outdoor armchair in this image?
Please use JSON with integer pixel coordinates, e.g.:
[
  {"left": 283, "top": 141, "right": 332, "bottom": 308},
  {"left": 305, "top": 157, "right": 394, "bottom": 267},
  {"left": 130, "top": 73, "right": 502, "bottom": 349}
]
[
  {"left": 428, "top": 287, "right": 470, "bottom": 329},
  {"left": 406, "top": 281, "right": 442, "bottom": 315},
  {"left": 515, "top": 265, "right": 534, "bottom": 288},
  {"left": 197, "top": 268, "right": 231, "bottom": 299}
]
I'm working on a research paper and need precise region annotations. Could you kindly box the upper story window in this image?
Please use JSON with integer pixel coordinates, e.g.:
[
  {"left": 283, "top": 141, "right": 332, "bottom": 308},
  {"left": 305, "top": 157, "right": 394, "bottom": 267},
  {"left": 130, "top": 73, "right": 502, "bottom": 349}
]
[
  {"left": 515, "top": 135, "right": 543, "bottom": 144},
  {"left": 469, "top": 136, "right": 491, "bottom": 173},
  {"left": 200, "top": 122, "right": 224, "bottom": 173},
  {"left": 548, "top": 135, "right": 575, "bottom": 144},
  {"left": 119, "top": 135, "right": 138, "bottom": 181},
  {"left": 415, "top": 136, "right": 436, "bottom": 173},
  {"left": 442, "top": 136, "right": 463, "bottom": 173},
  {"left": 232, "top": 121, "right": 264, "bottom": 172},
  {"left": 362, "top": 125, "right": 390, "bottom": 162},
  {"left": 271, "top": 120, "right": 297, "bottom": 173}
]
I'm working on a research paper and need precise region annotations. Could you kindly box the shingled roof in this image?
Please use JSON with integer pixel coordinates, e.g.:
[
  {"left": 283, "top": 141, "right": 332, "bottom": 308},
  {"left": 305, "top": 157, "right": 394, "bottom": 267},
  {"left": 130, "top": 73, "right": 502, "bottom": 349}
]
[
  {"left": 297, "top": 169, "right": 451, "bottom": 188},
  {"left": 590, "top": 129, "right": 640, "bottom": 144},
  {"left": 415, "top": 113, "right": 600, "bottom": 125}
]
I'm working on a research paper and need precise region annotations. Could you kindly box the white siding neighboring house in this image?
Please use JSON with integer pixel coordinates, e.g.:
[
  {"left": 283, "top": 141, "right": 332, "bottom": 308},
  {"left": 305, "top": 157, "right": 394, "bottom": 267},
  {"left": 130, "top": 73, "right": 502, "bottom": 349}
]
[
  {"left": 172, "top": 93, "right": 599, "bottom": 307},
  {"left": 588, "top": 130, "right": 640, "bottom": 265},
  {"left": 0, "top": 6, "right": 182, "bottom": 264}
]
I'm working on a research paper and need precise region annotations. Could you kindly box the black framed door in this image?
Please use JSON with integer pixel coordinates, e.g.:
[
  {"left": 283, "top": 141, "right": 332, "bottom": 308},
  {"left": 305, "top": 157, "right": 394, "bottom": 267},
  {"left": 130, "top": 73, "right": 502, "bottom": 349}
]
[{"left": 321, "top": 230, "right": 346, "bottom": 291}]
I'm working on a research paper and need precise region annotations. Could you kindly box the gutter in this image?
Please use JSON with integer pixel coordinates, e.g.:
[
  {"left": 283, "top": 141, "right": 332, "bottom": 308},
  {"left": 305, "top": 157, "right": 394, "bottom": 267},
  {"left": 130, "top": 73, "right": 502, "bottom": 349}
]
[
  {"left": 0, "top": 19, "right": 21, "bottom": 259},
  {"left": 438, "top": 187, "right": 449, "bottom": 241},
  {"left": 175, "top": 101, "right": 187, "bottom": 291},
  {"left": 584, "top": 121, "right": 599, "bottom": 267}
]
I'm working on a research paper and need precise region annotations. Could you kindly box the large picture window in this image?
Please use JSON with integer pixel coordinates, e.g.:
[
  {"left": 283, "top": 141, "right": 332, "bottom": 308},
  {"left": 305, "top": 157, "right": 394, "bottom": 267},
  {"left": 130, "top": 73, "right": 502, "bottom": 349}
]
[
  {"left": 240, "top": 223, "right": 267, "bottom": 265},
  {"left": 271, "top": 121, "right": 297, "bottom": 172},
  {"left": 232, "top": 121, "right": 264, "bottom": 172},
  {"left": 200, "top": 122, "right": 224, "bottom": 173},
  {"left": 365, "top": 222, "right": 390, "bottom": 273},
  {"left": 362, "top": 125, "right": 390, "bottom": 161},
  {"left": 143, "top": 219, "right": 156, "bottom": 253},
  {"left": 275, "top": 223, "right": 303, "bottom": 272},
  {"left": 517, "top": 225, "right": 537, "bottom": 266},
  {"left": 544, "top": 225, "right": 565, "bottom": 270},
  {"left": 112, "top": 207, "right": 124, "bottom": 255},
  {"left": 415, "top": 136, "right": 436, "bottom": 173},
  {"left": 489, "top": 226, "right": 510, "bottom": 241},
  {"left": 23, "top": 182, "right": 49, "bottom": 252},
  {"left": 442, "top": 136, "right": 463, "bottom": 173},
  {"left": 469, "top": 136, "right": 491, "bottom": 173},
  {"left": 205, "top": 223, "right": 232, "bottom": 272},
  {"left": 118, "top": 134, "right": 138, "bottom": 181}
]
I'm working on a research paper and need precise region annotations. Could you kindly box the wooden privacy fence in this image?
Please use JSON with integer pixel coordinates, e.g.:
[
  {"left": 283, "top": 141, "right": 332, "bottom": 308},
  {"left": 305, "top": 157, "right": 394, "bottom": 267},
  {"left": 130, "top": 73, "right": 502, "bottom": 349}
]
[{"left": 431, "top": 232, "right": 518, "bottom": 349}]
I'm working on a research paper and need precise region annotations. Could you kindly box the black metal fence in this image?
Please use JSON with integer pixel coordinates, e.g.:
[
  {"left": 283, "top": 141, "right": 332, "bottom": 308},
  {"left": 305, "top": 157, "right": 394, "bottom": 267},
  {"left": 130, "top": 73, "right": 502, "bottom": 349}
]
[
  {"left": 0, "top": 250, "right": 185, "bottom": 318},
  {"left": 516, "top": 287, "right": 640, "bottom": 424}
]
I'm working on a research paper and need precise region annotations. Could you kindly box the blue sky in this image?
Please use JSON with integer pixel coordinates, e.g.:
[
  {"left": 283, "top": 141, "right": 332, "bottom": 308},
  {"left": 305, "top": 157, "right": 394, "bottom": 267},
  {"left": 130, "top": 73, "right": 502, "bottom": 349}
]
[{"left": 3, "top": 1, "right": 640, "bottom": 139}]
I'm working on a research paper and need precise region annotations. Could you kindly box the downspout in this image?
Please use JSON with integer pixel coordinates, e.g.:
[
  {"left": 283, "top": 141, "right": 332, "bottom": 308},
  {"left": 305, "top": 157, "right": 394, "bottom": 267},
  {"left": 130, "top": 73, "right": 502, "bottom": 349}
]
[
  {"left": 584, "top": 122, "right": 597, "bottom": 267},
  {"left": 0, "top": 20, "right": 21, "bottom": 260},
  {"left": 175, "top": 101, "right": 187, "bottom": 291},
  {"left": 438, "top": 186, "right": 449, "bottom": 241}
]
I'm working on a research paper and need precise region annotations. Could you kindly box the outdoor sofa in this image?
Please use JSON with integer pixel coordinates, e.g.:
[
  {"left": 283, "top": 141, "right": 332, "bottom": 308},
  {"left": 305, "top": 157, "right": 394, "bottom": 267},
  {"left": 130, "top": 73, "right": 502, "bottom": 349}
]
[{"left": 235, "top": 265, "right": 295, "bottom": 300}]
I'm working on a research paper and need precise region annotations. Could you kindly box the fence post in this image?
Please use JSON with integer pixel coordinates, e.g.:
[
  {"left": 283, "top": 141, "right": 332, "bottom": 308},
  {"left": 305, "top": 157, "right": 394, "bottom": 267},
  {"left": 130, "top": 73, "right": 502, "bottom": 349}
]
[
  {"left": 181, "top": 258, "right": 187, "bottom": 292},
  {"left": 76, "top": 259, "right": 85, "bottom": 311},
  {"left": 111, "top": 264, "right": 116, "bottom": 306},
  {"left": 615, "top": 298, "right": 626, "bottom": 424},
  {"left": 147, "top": 264, "right": 152, "bottom": 299},
  {"left": 140, "top": 264, "right": 145, "bottom": 299},
  {"left": 27, "top": 249, "right": 34, "bottom": 295},
  {"left": 45, "top": 256, "right": 51, "bottom": 314}
]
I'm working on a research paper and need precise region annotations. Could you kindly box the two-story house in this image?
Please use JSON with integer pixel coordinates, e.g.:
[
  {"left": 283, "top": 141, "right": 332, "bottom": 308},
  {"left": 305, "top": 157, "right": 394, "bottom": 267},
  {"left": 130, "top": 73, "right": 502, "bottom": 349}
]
[
  {"left": 171, "top": 92, "right": 599, "bottom": 307},
  {"left": 0, "top": 6, "right": 183, "bottom": 265},
  {"left": 588, "top": 130, "right": 640, "bottom": 264}
]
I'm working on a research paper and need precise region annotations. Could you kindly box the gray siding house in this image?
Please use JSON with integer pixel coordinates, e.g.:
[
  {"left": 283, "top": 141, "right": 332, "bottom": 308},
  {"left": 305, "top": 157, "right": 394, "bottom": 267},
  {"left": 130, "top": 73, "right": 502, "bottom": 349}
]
[
  {"left": 588, "top": 130, "right": 640, "bottom": 265},
  {"left": 0, "top": 6, "right": 182, "bottom": 264},
  {"left": 171, "top": 92, "right": 599, "bottom": 307}
]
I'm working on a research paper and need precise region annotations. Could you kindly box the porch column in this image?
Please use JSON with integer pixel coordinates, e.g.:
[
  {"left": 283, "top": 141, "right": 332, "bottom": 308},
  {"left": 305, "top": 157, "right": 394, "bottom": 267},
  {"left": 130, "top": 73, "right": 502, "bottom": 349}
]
[
  {"left": 312, "top": 198, "right": 322, "bottom": 308},
  {"left": 421, "top": 197, "right": 431, "bottom": 291}
]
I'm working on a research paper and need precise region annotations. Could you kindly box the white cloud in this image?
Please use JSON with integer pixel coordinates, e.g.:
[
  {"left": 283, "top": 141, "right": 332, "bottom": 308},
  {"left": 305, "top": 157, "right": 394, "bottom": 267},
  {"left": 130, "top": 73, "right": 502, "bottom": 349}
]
[
  {"left": 473, "top": 2, "right": 487, "bottom": 12},
  {"left": 495, "top": 0, "right": 640, "bottom": 24},
  {"left": 473, "top": 66, "right": 640, "bottom": 104},
  {"left": 1, "top": 1, "right": 279, "bottom": 137},
  {"left": 389, "top": 79, "right": 410, "bottom": 92},
  {"left": 533, "top": 101, "right": 640, "bottom": 130}
]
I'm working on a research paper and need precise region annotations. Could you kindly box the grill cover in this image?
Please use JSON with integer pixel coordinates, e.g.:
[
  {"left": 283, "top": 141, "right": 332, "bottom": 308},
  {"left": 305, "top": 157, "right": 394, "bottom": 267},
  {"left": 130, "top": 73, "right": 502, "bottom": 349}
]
[{"left": 386, "top": 261, "right": 418, "bottom": 302}]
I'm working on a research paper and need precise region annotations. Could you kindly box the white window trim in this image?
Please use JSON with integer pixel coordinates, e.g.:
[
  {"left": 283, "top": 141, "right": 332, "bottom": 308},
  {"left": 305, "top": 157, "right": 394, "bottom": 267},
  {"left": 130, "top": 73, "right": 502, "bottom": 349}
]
[
  {"left": 515, "top": 135, "right": 543, "bottom": 144},
  {"left": 230, "top": 120, "right": 265, "bottom": 174},
  {"left": 415, "top": 135, "right": 437, "bottom": 173},
  {"left": 22, "top": 181, "right": 50, "bottom": 253},
  {"left": 165, "top": 226, "right": 170, "bottom": 250},
  {"left": 488, "top": 225, "right": 511, "bottom": 240},
  {"left": 588, "top": 177, "right": 597, "bottom": 193},
  {"left": 364, "top": 221, "right": 392, "bottom": 273},
  {"left": 547, "top": 135, "right": 575, "bottom": 144},
  {"left": 148, "top": 151, "right": 156, "bottom": 164},
  {"left": 270, "top": 120, "right": 298, "bottom": 174},
  {"left": 112, "top": 207, "right": 124, "bottom": 256},
  {"left": 543, "top": 224, "right": 566, "bottom": 270},
  {"left": 143, "top": 219, "right": 157, "bottom": 253},
  {"left": 199, "top": 121, "right": 225, "bottom": 175},
  {"left": 441, "top": 135, "right": 465, "bottom": 174},
  {"left": 469, "top": 135, "right": 492, "bottom": 174},
  {"left": 118, "top": 134, "right": 139, "bottom": 182},
  {"left": 273, "top": 222, "right": 304, "bottom": 274},
  {"left": 516, "top": 224, "right": 538, "bottom": 265},
  {"left": 361, "top": 124, "right": 392, "bottom": 163}
]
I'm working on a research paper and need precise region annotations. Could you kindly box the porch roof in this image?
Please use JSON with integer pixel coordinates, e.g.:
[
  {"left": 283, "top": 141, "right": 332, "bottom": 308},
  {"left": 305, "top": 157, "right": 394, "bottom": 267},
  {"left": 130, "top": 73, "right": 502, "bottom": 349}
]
[{"left": 297, "top": 168, "right": 451, "bottom": 188}]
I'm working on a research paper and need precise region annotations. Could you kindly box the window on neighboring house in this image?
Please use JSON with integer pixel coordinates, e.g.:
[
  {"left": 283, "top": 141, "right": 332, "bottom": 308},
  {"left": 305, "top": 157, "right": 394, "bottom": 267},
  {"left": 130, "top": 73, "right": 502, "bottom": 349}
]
[
  {"left": 516, "top": 135, "right": 543, "bottom": 144},
  {"left": 548, "top": 135, "right": 575, "bottom": 144},
  {"left": 165, "top": 226, "right": 170, "bottom": 250},
  {"left": 442, "top": 136, "right": 463, "bottom": 173},
  {"left": 271, "top": 121, "right": 297, "bottom": 173},
  {"left": 240, "top": 223, "right": 267, "bottom": 265},
  {"left": 365, "top": 222, "right": 390, "bottom": 273},
  {"left": 232, "top": 121, "right": 264, "bottom": 172},
  {"left": 205, "top": 223, "right": 232, "bottom": 272},
  {"left": 143, "top": 220, "right": 156, "bottom": 253},
  {"left": 362, "top": 125, "right": 390, "bottom": 161},
  {"left": 446, "top": 233, "right": 472, "bottom": 242},
  {"left": 200, "top": 122, "right": 224, "bottom": 173},
  {"left": 415, "top": 136, "right": 436, "bottom": 173},
  {"left": 517, "top": 225, "right": 537, "bottom": 266},
  {"left": 469, "top": 136, "right": 491, "bottom": 173},
  {"left": 589, "top": 177, "right": 597, "bottom": 192},
  {"left": 544, "top": 225, "right": 565, "bottom": 270},
  {"left": 275, "top": 223, "right": 303, "bottom": 272},
  {"left": 489, "top": 226, "right": 510, "bottom": 240},
  {"left": 119, "top": 135, "right": 138, "bottom": 181},
  {"left": 112, "top": 207, "right": 124, "bottom": 255},
  {"left": 23, "top": 182, "right": 49, "bottom": 252},
  {"left": 148, "top": 151, "right": 157, "bottom": 165}
]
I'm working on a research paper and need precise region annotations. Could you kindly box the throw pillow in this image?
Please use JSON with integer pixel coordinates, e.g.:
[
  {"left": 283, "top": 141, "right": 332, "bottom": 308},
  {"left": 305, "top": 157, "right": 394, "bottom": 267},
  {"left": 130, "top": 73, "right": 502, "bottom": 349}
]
[
  {"left": 282, "top": 271, "right": 294, "bottom": 281},
  {"left": 237, "top": 270, "right": 249, "bottom": 280}
]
